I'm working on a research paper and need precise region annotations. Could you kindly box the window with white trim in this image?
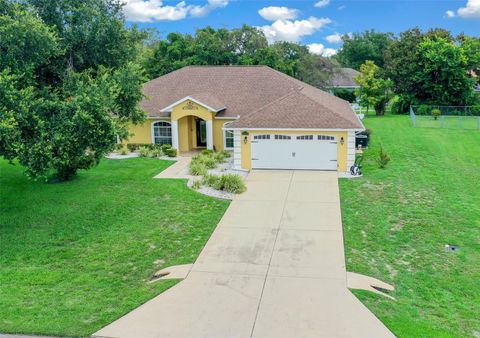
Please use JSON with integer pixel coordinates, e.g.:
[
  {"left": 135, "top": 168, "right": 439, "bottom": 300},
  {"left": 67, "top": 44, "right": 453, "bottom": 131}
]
[
  {"left": 274, "top": 135, "right": 291, "bottom": 140},
  {"left": 224, "top": 123, "right": 234, "bottom": 149},
  {"left": 253, "top": 134, "right": 270, "bottom": 140},
  {"left": 153, "top": 121, "right": 172, "bottom": 145},
  {"left": 317, "top": 135, "right": 335, "bottom": 141},
  {"left": 296, "top": 135, "right": 314, "bottom": 140}
]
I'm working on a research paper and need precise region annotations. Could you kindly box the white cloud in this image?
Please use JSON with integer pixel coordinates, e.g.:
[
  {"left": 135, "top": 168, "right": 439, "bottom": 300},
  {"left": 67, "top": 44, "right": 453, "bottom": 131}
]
[
  {"left": 314, "top": 0, "right": 330, "bottom": 8},
  {"left": 325, "top": 32, "right": 343, "bottom": 43},
  {"left": 338, "top": 5, "right": 346, "bottom": 10},
  {"left": 307, "top": 43, "right": 326, "bottom": 55},
  {"left": 323, "top": 48, "right": 337, "bottom": 57},
  {"left": 457, "top": 0, "right": 480, "bottom": 17},
  {"left": 445, "top": 10, "right": 456, "bottom": 18},
  {"left": 190, "top": 0, "right": 229, "bottom": 18},
  {"left": 259, "top": 17, "right": 332, "bottom": 43},
  {"left": 446, "top": 0, "right": 480, "bottom": 18},
  {"left": 307, "top": 43, "right": 336, "bottom": 57},
  {"left": 258, "top": 6, "right": 299, "bottom": 21},
  {"left": 122, "top": 0, "right": 228, "bottom": 22}
]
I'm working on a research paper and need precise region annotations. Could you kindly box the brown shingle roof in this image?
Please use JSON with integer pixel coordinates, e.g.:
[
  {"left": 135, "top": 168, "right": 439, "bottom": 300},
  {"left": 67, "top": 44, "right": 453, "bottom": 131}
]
[
  {"left": 141, "top": 66, "right": 363, "bottom": 130},
  {"left": 327, "top": 68, "right": 360, "bottom": 88}
]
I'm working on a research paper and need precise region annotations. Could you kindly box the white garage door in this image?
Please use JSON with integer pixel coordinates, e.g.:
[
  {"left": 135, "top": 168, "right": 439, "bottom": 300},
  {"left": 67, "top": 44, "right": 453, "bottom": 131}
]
[{"left": 251, "top": 134, "right": 338, "bottom": 170}]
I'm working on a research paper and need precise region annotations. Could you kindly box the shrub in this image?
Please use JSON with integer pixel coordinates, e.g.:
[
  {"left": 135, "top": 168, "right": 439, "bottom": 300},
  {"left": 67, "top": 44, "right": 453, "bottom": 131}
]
[
  {"left": 165, "top": 148, "right": 177, "bottom": 157},
  {"left": 200, "top": 149, "right": 214, "bottom": 156},
  {"left": 201, "top": 174, "right": 246, "bottom": 193},
  {"left": 119, "top": 146, "right": 129, "bottom": 155},
  {"left": 333, "top": 88, "right": 356, "bottom": 103},
  {"left": 431, "top": 108, "right": 441, "bottom": 120},
  {"left": 377, "top": 145, "right": 391, "bottom": 169},
  {"left": 189, "top": 162, "right": 208, "bottom": 176},
  {"left": 191, "top": 180, "right": 202, "bottom": 190},
  {"left": 417, "top": 104, "right": 430, "bottom": 115},
  {"left": 138, "top": 146, "right": 151, "bottom": 157},
  {"left": 161, "top": 144, "right": 172, "bottom": 152},
  {"left": 202, "top": 174, "right": 223, "bottom": 190},
  {"left": 151, "top": 148, "right": 163, "bottom": 158},
  {"left": 213, "top": 150, "right": 231, "bottom": 163},
  {"left": 199, "top": 155, "right": 217, "bottom": 169},
  {"left": 390, "top": 95, "right": 410, "bottom": 114},
  {"left": 221, "top": 174, "right": 246, "bottom": 194}
]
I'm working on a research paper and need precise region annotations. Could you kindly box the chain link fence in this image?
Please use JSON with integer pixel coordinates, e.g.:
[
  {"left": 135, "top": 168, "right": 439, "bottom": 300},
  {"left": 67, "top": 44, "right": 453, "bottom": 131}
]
[{"left": 410, "top": 105, "right": 480, "bottom": 130}]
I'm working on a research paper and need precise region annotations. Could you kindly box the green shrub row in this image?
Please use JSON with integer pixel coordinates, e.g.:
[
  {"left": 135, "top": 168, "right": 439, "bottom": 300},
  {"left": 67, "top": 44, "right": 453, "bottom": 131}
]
[
  {"left": 137, "top": 144, "right": 177, "bottom": 158},
  {"left": 190, "top": 150, "right": 231, "bottom": 174},
  {"left": 201, "top": 174, "right": 246, "bottom": 194}
]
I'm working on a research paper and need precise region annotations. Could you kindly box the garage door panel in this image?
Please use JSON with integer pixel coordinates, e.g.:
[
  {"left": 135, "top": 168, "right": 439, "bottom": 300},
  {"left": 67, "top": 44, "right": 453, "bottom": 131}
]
[{"left": 251, "top": 134, "right": 338, "bottom": 170}]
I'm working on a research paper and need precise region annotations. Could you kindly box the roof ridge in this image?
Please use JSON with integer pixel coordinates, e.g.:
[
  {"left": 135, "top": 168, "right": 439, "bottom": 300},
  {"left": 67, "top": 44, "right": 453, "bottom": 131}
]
[{"left": 294, "top": 89, "right": 359, "bottom": 127}]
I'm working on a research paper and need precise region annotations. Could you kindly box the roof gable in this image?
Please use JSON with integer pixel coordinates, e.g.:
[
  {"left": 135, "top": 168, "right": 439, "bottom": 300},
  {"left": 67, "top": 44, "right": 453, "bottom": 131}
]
[{"left": 160, "top": 95, "right": 225, "bottom": 113}]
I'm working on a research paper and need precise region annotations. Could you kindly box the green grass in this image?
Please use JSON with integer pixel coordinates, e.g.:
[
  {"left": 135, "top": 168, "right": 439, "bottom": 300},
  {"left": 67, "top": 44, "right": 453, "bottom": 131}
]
[
  {"left": 339, "top": 115, "right": 480, "bottom": 337},
  {"left": 0, "top": 158, "right": 229, "bottom": 337}
]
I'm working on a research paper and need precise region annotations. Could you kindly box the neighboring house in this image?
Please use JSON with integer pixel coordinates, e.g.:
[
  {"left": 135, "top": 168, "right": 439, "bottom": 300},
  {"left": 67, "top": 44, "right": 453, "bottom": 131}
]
[
  {"left": 128, "top": 66, "right": 364, "bottom": 173},
  {"left": 326, "top": 67, "right": 360, "bottom": 92}
]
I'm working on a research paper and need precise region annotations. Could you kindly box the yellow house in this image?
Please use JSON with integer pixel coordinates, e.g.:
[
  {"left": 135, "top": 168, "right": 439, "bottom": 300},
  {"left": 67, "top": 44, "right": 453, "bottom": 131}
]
[{"left": 127, "top": 66, "right": 364, "bottom": 173}]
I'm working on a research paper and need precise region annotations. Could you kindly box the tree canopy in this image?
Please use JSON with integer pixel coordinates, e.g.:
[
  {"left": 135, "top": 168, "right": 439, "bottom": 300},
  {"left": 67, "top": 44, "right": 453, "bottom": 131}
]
[
  {"left": 335, "top": 30, "right": 394, "bottom": 70},
  {"left": 139, "top": 25, "right": 337, "bottom": 88},
  {"left": 384, "top": 28, "right": 478, "bottom": 109},
  {"left": 0, "top": 0, "right": 146, "bottom": 180},
  {"left": 354, "top": 61, "right": 392, "bottom": 116}
]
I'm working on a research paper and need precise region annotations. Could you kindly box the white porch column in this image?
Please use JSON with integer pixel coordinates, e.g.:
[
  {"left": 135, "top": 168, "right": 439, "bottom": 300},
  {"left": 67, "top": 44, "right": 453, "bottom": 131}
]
[
  {"left": 171, "top": 120, "right": 179, "bottom": 150},
  {"left": 206, "top": 120, "right": 213, "bottom": 150}
]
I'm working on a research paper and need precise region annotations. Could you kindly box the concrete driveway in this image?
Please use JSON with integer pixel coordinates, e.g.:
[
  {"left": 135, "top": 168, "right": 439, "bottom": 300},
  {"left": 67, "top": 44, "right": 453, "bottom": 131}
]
[{"left": 94, "top": 170, "right": 395, "bottom": 338}]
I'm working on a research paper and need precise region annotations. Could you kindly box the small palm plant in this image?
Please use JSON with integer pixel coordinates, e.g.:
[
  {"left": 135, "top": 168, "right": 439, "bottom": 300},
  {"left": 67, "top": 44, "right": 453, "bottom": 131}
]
[{"left": 377, "top": 145, "right": 391, "bottom": 169}]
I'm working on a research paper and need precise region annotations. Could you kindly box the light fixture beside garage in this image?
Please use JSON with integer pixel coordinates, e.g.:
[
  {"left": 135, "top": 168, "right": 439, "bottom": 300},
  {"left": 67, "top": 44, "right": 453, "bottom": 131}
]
[
  {"left": 340, "top": 137, "right": 344, "bottom": 145},
  {"left": 242, "top": 131, "right": 249, "bottom": 144}
]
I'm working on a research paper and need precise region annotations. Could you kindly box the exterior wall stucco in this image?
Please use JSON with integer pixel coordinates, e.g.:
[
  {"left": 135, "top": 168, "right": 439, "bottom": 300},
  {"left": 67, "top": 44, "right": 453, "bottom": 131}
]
[
  {"left": 171, "top": 100, "right": 213, "bottom": 122},
  {"left": 213, "top": 119, "right": 236, "bottom": 151},
  {"left": 126, "top": 119, "right": 166, "bottom": 144},
  {"left": 125, "top": 99, "right": 236, "bottom": 153},
  {"left": 239, "top": 130, "right": 350, "bottom": 172}
]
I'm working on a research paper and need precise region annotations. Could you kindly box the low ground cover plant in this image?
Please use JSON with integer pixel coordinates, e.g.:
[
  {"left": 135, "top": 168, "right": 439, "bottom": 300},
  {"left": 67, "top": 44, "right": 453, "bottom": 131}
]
[
  {"left": 202, "top": 173, "right": 246, "bottom": 194},
  {"left": 189, "top": 150, "right": 244, "bottom": 194}
]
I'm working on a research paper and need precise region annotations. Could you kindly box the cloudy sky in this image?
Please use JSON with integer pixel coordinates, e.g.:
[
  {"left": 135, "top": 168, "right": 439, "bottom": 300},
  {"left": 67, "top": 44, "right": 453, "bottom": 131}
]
[{"left": 123, "top": 0, "right": 480, "bottom": 57}]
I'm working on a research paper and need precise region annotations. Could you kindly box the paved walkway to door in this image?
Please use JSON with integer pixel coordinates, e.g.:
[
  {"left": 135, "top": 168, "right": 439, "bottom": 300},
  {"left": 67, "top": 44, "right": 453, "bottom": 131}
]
[{"left": 94, "top": 170, "right": 395, "bottom": 338}]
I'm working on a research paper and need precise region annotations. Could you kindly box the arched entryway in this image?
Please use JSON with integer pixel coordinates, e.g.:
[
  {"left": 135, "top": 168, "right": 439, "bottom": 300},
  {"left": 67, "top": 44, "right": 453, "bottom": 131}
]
[{"left": 174, "top": 115, "right": 213, "bottom": 153}]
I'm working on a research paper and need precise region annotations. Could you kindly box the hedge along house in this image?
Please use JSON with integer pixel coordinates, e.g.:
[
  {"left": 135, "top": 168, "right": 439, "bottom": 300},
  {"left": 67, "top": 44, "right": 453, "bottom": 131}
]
[{"left": 127, "top": 66, "right": 364, "bottom": 173}]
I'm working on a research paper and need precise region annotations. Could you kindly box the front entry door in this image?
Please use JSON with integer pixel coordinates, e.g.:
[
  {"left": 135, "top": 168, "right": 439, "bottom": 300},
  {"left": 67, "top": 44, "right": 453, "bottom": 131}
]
[{"left": 196, "top": 119, "right": 207, "bottom": 147}]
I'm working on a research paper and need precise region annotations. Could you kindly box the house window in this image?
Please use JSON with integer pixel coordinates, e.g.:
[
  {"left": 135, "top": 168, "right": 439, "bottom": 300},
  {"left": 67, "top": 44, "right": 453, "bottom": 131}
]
[
  {"left": 224, "top": 123, "right": 234, "bottom": 149},
  {"left": 274, "top": 135, "right": 291, "bottom": 140},
  {"left": 318, "top": 135, "right": 335, "bottom": 141},
  {"left": 296, "top": 135, "right": 314, "bottom": 140},
  {"left": 152, "top": 121, "right": 172, "bottom": 145},
  {"left": 253, "top": 134, "right": 270, "bottom": 140}
]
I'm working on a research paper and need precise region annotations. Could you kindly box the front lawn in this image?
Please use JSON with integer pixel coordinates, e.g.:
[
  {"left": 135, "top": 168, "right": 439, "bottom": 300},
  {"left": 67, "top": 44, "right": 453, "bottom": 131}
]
[
  {"left": 0, "top": 158, "right": 229, "bottom": 336},
  {"left": 340, "top": 115, "right": 480, "bottom": 337}
]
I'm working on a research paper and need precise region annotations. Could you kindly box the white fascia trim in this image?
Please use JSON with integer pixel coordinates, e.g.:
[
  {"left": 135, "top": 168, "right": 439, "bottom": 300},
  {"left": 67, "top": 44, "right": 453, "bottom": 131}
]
[
  {"left": 227, "top": 127, "right": 365, "bottom": 132},
  {"left": 146, "top": 116, "right": 171, "bottom": 120},
  {"left": 160, "top": 96, "right": 225, "bottom": 113},
  {"left": 222, "top": 122, "right": 234, "bottom": 150},
  {"left": 215, "top": 115, "right": 240, "bottom": 120}
]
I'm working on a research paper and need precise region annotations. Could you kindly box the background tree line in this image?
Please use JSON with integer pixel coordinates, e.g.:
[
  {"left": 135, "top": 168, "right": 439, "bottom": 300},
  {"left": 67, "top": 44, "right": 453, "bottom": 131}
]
[
  {"left": 335, "top": 28, "right": 480, "bottom": 114},
  {"left": 138, "top": 25, "right": 338, "bottom": 88}
]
